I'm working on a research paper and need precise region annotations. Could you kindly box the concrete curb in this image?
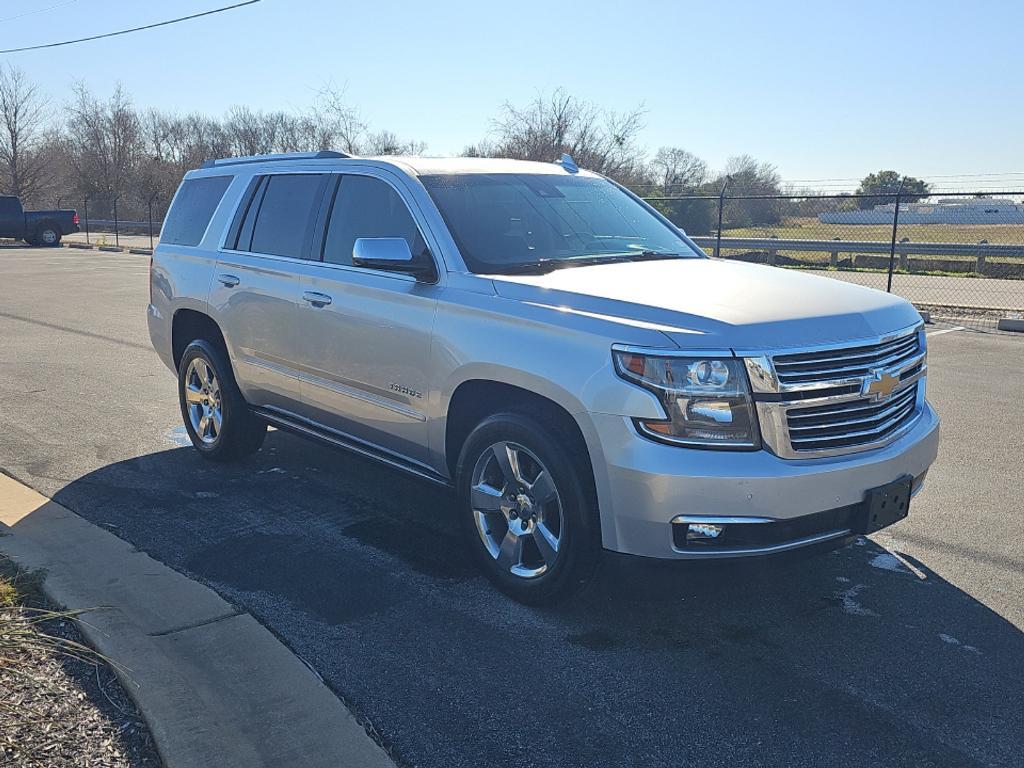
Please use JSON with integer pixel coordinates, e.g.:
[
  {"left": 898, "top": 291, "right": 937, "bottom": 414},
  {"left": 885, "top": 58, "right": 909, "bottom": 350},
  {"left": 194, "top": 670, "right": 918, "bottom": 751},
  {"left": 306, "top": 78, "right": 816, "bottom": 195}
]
[
  {"left": 78, "top": 242, "right": 152, "bottom": 255},
  {"left": 0, "top": 472, "right": 394, "bottom": 768}
]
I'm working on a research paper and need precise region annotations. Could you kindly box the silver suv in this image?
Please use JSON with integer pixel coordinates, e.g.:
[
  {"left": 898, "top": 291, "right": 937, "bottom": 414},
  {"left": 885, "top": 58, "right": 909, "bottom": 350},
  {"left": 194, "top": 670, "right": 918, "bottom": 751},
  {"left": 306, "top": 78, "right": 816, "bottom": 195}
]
[{"left": 148, "top": 151, "right": 939, "bottom": 602}]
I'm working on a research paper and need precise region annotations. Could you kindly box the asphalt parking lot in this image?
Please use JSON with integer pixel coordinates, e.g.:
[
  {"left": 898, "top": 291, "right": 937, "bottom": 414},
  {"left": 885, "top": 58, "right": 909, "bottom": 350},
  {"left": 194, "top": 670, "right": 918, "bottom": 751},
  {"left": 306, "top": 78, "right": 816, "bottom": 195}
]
[{"left": 1, "top": 245, "right": 1022, "bottom": 768}]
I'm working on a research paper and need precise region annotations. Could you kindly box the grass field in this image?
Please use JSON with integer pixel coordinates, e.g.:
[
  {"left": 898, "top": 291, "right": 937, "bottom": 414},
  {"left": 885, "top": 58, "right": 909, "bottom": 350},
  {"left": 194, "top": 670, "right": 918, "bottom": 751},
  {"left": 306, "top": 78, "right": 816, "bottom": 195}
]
[{"left": 709, "top": 217, "right": 1024, "bottom": 271}]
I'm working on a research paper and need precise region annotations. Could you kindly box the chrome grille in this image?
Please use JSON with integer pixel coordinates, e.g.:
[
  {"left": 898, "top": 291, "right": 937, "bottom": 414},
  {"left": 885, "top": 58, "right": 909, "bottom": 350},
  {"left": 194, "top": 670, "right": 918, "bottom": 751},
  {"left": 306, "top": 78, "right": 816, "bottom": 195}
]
[
  {"left": 746, "top": 324, "right": 928, "bottom": 459},
  {"left": 786, "top": 383, "right": 918, "bottom": 452},
  {"left": 772, "top": 332, "right": 921, "bottom": 385}
]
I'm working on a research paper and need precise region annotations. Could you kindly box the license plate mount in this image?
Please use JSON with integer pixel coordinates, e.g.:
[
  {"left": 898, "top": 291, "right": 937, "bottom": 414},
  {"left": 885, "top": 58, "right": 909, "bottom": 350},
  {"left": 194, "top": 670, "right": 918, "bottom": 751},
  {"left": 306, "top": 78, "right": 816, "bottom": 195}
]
[{"left": 859, "top": 476, "right": 913, "bottom": 534}]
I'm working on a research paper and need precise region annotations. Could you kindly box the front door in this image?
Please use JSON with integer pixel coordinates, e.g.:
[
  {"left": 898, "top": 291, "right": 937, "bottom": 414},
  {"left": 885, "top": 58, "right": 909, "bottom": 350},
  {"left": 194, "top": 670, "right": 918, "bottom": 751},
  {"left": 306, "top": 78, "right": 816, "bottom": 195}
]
[{"left": 291, "top": 172, "right": 441, "bottom": 464}]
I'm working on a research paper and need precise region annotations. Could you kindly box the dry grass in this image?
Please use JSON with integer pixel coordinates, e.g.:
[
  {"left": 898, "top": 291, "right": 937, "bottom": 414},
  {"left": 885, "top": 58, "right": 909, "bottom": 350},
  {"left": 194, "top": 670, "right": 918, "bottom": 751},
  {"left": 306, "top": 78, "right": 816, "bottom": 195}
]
[
  {"left": 0, "top": 556, "right": 161, "bottom": 767},
  {"left": 0, "top": 577, "right": 16, "bottom": 608},
  {"left": 1, "top": 559, "right": 94, "bottom": 673}
]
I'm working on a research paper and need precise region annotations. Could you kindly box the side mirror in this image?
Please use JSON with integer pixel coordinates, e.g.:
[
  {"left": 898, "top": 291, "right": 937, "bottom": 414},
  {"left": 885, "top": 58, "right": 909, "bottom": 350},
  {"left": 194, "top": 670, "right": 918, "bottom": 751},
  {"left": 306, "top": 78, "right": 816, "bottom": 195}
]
[{"left": 352, "top": 237, "right": 434, "bottom": 280}]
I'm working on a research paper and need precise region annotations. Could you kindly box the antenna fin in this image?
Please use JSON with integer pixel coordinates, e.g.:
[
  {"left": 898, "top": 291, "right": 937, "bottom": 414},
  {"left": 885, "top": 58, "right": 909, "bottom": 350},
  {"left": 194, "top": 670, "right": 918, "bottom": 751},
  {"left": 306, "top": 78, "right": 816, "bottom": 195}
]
[{"left": 555, "top": 153, "right": 578, "bottom": 173}]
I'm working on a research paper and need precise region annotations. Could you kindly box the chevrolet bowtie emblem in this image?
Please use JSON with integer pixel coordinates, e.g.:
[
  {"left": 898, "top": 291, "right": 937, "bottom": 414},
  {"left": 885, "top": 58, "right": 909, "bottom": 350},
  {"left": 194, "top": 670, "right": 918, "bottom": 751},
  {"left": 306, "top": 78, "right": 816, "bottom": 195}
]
[{"left": 864, "top": 371, "right": 900, "bottom": 400}]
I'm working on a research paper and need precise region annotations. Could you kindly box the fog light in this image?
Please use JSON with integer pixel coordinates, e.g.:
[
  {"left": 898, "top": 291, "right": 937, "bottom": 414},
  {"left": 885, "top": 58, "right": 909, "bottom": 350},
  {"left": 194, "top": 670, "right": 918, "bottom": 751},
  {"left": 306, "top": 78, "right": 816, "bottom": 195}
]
[{"left": 686, "top": 523, "right": 725, "bottom": 541}]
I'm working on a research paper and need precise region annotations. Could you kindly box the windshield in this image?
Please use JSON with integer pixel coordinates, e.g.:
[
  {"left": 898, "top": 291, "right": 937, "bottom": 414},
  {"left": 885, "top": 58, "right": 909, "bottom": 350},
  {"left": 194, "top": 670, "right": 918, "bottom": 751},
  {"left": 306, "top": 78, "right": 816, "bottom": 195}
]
[{"left": 420, "top": 173, "right": 703, "bottom": 274}]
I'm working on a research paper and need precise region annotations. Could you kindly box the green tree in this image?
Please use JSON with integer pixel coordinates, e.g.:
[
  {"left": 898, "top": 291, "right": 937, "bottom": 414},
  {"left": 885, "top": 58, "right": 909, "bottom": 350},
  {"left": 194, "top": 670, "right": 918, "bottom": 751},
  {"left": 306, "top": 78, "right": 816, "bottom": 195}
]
[
  {"left": 651, "top": 197, "right": 715, "bottom": 236},
  {"left": 855, "top": 170, "right": 930, "bottom": 209}
]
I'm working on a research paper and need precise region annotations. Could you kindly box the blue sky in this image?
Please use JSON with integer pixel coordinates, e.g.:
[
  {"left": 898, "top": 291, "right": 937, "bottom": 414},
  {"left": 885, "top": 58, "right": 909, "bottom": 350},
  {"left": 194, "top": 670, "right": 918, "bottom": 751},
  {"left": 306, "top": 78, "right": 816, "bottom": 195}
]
[{"left": 3, "top": 0, "right": 1022, "bottom": 186}]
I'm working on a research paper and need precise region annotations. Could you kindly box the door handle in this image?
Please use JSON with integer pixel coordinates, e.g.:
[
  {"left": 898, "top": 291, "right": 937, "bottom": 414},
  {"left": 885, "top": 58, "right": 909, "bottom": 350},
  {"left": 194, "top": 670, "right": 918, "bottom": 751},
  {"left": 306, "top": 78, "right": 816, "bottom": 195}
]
[
  {"left": 302, "top": 291, "right": 333, "bottom": 307},
  {"left": 217, "top": 273, "right": 240, "bottom": 288}
]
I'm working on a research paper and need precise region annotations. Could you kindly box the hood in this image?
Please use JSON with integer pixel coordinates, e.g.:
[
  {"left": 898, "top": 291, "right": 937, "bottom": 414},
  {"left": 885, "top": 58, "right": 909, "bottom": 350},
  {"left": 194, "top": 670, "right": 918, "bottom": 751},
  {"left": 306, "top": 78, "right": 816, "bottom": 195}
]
[{"left": 488, "top": 258, "right": 921, "bottom": 351}]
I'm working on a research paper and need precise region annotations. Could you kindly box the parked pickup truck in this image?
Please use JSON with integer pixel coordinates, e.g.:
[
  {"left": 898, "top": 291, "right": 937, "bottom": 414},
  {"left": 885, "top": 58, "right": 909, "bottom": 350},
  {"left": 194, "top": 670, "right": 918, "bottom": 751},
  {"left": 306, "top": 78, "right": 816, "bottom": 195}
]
[
  {"left": 148, "top": 151, "right": 940, "bottom": 603},
  {"left": 0, "top": 195, "right": 79, "bottom": 246}
]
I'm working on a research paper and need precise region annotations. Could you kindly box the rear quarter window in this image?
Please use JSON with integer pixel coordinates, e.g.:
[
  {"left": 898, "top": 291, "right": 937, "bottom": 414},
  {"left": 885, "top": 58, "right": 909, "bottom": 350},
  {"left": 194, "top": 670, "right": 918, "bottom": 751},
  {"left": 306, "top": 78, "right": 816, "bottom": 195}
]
[{"left": 161, "top": 176, "right": 233, "bottom": 246}]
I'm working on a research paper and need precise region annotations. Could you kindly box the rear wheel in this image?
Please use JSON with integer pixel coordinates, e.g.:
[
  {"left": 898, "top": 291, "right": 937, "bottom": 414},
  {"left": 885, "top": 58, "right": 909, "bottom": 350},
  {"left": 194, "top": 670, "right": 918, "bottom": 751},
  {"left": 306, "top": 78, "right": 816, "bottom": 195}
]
[
  {"left": 35, "top": 224, "right": 61, "bottom": 246},
  {"left": 456, "top": 411, "right": 600, "bottom": 604},
  {"left": 178, "top": 339, "right": 266, "bottom": 461}
]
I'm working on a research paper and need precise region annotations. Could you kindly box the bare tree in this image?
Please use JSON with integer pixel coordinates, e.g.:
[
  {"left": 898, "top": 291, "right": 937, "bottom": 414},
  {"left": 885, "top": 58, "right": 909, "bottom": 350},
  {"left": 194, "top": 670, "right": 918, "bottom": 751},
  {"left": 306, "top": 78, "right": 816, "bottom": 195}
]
[
  {"left": 709, "top": 155, "right": 783, "bottom": 227},
  {"left": 64, "top": 83, "right": 142, "bottom": 213},
  {"left": 477, "top": 89, "right": 648, "bottom": 183},
  {"left": 649, "top": 147, "right": 707, "bottom": 194},
  {"left": 0, "top": 64, "right": 50, "bottom": 203},
  {"left": 4, "top": 75, "right": 804, "bottom": 228},
  {"left": 714, "top": 154, "right": 781, "bottom": 195},
  {"left": 223, "top": 106, "right": 284, "bottom": 155},
  {"left": 364, "top": 129, "right": 426, "bottom": 156},
  {"left": 315, "top": 84, "right": 367, "bottom": 154}
]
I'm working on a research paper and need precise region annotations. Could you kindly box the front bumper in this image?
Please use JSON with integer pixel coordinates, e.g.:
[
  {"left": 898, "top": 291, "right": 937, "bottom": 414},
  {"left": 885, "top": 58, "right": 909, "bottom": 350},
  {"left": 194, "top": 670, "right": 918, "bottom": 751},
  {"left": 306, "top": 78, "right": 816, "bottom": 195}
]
[{"left": 592, "top": 401, "right": 939, "bottom": 559}]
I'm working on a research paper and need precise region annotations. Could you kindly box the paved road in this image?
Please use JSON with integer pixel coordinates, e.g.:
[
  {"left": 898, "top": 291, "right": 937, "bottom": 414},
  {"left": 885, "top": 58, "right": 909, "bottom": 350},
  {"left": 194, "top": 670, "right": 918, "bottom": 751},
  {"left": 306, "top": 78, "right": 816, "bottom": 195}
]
[
  {"left": 804, "top": 268, "right": 1024, "bottom": 311},
  {"left": 2, "top": 246, "right": 1022, "bottom": 768}
]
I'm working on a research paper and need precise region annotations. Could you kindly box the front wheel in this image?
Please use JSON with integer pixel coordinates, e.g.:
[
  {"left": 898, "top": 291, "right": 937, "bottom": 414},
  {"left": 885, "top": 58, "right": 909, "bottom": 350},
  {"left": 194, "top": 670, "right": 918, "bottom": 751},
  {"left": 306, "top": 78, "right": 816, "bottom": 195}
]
[
  {"left": 456, "top": 412, "right": 601, "bottom": 604},
  {"left": 178, "top": 340, "right": 266, "bottom": 461}
]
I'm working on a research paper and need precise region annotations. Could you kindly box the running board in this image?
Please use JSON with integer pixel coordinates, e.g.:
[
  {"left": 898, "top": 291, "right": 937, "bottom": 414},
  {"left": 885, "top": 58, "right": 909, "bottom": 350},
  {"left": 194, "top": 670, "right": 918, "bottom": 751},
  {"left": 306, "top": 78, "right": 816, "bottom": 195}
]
[{"left": 252, "top": 407, "right": 452, "bottom": 488}]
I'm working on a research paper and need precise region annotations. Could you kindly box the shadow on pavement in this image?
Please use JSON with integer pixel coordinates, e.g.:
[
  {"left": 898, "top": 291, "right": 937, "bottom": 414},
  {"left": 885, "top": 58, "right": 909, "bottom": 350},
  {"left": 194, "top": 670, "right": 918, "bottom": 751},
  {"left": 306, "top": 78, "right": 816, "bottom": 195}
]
[{"left": 50, "top": 428, "right": 1023, "bottom": 768}]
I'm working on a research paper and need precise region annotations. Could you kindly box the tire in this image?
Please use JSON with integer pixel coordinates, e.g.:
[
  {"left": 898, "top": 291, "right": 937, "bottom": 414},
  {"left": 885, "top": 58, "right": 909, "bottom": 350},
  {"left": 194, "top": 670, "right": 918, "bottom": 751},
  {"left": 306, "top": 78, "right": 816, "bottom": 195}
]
[
  {"left": 455, "top": 410, "right": 601, "bottom": 604},
  {"left": 35, "top": 224, "right": 61, "bottom": 247},
  {"left": 177, "top": 339, "right": 266, "bottom": 461}
]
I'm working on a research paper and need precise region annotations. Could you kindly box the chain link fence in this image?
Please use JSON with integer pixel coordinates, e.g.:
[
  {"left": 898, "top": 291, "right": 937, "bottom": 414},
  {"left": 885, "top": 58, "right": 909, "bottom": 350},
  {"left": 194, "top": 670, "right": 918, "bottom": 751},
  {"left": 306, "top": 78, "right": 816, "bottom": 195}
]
[
  {"left": 645, "top": 190, "right": 1024, "bottom": 333},
  {"left": 50, "top": 194, "right": 170, "bottom": 251}
]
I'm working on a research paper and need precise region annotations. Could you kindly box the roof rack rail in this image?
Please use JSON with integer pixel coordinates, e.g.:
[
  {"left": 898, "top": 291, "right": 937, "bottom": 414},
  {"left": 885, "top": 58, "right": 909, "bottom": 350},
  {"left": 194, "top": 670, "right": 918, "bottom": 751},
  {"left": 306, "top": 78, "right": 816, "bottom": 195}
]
[{"left": 200, "top": 150, "right": 351, "bottom": 169}]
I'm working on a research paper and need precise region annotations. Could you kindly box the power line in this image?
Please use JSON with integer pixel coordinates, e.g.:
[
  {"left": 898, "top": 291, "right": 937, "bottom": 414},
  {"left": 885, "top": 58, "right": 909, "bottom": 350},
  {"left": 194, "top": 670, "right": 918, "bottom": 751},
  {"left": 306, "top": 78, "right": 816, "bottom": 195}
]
[
  {"left": 0, "top": 0, "right": 261, "bottom": 55},
  {"left": 0, "top": 0, "right": 78, "bottom": 24}
]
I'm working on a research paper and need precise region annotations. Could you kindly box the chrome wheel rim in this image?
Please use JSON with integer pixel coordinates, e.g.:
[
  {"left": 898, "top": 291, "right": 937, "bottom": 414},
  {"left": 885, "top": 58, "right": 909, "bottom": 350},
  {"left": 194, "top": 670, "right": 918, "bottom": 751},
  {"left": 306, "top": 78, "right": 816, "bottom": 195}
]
[
  {"left": 41, "top": 229, "right": 57, "bottom": 244},
  {"left": 470, "top": 441, "right": 563, "bottom": 579},
  {"left": 184, "top": 358, "right": 222, "bottom": 445}
]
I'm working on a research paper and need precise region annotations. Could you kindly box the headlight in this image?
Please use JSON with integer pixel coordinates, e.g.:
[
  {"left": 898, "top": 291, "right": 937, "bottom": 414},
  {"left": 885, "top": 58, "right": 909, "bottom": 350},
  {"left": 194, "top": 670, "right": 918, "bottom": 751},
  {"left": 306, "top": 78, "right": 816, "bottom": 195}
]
[{"left": 613, "top": 350, "right": 760, "bottom": 449}]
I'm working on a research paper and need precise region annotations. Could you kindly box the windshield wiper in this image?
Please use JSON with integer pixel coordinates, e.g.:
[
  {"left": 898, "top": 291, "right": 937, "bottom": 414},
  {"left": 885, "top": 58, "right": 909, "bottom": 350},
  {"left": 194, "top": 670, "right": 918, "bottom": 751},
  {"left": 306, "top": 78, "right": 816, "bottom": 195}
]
[
  {"left": 494, "top": 259, "right": 563, "bottom": 275},
  {"left": 490, "top": 251, "right": 684, "bottom": 275},
  {"left": 623, "top": 250, "right": 681, "bottom": 260}
]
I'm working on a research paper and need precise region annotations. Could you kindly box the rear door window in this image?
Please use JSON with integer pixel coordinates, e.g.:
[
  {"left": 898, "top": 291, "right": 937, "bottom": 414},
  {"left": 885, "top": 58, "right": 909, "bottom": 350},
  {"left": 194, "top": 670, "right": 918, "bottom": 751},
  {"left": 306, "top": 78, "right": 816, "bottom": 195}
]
[
  {"left": 161, "top": 175, "right": 232, "bottom": 246},
  {"left": 249, "top": 174, "right": 327, "bottom": 259},
  {"left": 226, "top": 176, "right": 265, "bottom": 250},
  {"left": 322, "top": 175, "right": 426, "bottom": 266},
  {"left": 0, "top": 197, "right": 22, "bottom": 216}
]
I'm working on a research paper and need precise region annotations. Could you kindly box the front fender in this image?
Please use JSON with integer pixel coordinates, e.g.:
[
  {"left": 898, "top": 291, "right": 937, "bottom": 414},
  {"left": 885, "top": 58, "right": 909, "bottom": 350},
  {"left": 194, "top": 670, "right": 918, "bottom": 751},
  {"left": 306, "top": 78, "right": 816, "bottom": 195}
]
[{"left": 426, "top": 294, "right": 674, "bottom": 551}]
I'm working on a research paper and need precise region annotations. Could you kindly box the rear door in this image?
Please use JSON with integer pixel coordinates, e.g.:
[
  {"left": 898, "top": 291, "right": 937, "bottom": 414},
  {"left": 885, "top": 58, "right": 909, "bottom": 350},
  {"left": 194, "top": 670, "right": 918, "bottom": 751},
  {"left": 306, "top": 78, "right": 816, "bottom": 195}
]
[
  {"left": 210, "top": 172, "right": 328, "bottom": 412},
  {"left": 0, "top": 197, "right": 25, "bottom": 239},
  {"left": 290, "top": 170, "right": 442, "bottom": 463}
]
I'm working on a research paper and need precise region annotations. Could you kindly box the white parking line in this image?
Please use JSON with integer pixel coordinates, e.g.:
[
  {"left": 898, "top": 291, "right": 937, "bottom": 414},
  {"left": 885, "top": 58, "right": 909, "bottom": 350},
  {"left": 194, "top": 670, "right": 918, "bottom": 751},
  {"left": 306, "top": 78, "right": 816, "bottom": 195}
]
[{"left": 926, "top": 326, "right": 965, "bottom": 337}]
